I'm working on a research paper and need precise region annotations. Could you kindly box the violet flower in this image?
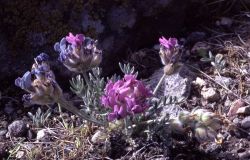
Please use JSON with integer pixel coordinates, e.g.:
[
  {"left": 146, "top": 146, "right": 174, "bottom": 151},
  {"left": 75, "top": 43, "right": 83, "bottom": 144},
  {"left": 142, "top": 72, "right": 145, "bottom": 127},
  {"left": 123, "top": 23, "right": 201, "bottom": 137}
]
[
  {"left": 159, "top": 36, "right": 178, "bottom": 49},
  {"left": 159, "top": 36, "right": 180, "bottom": 65},
  {"left": 15, "top": 53, "right": 62, "bottom": 105},
  {"left": 101, "top": 74, "right": 152, "bottom": 121},
  {"left": 54, "top": 33, "right": 102, "bottom": 73}
]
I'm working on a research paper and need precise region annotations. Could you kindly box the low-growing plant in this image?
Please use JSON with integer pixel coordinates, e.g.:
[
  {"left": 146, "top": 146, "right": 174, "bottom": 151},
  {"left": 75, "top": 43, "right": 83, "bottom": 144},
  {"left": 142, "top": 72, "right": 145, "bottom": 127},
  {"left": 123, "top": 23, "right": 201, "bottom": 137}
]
[
  {"left": 28, "top": 107, "right": 51, "bottom": 128},
  {"left": 15, "top": 33, "right": 226, "bottom": 144},
  {"left": 200, "top": 51, "right": 226, "bottom": 72}
]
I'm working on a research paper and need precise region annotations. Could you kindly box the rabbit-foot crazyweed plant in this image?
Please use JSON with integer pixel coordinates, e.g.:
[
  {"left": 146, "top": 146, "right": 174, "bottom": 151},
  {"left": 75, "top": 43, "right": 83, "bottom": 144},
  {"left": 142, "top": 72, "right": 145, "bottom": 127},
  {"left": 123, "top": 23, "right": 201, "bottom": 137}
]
[
  {"left": 15, "top": 53, "right": 104, "bottom": 126},
  {"left": 28, "top": 107, "right": 51, "bottom": 128},
  {"left": 169, "top": 108, "right": 224, "bottom": 143},
  {"left": 200, "top": 51, "right": 226, "bottom": 72}
]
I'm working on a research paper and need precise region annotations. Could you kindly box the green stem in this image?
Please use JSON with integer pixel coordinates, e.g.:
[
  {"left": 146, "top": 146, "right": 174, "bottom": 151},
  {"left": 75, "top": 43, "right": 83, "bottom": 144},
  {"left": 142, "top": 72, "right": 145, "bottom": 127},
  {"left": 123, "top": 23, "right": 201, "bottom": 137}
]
[
  {"left": 153, "top": 74, "right": 166, "bottom": 95},
  {"left": 82, "top": 72, "right": 90, "bottom": 86},
  {"left": 58, "top": 103, "right": 68, "bottom": 129},
  {"left": 124, "top": 117, "right": 128, "bottom": 136},
  {"left": 57, "top": 97, "right": 105, "bottom": 126}
]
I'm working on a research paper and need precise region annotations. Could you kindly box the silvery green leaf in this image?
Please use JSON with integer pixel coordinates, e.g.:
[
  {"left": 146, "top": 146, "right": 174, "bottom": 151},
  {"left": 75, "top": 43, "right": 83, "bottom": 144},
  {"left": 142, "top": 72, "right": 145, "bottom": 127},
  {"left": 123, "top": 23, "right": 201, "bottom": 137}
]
[
  {"left": 208, "top": 51, "right": 214, "bottom": 59},
  {"left": 119, "top": 62, "right": 138, "bottom": 76},
  {"left": 200, "top": 57, "right": 212, "bottom": 62}
]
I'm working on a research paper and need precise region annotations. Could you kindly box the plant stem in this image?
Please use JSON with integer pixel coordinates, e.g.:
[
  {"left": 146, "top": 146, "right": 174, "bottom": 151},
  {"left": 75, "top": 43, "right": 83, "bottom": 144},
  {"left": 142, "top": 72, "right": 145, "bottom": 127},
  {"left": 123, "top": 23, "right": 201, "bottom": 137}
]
[
  {"left": 58, "top": 103, "right": 68, "bottom": 129},
  {"left": 153, "top": 74, "right": 166, "bottom": 95},
  {"left": 124, "top": 117, "right": 128, "bottom": 135},
  {"left": 82, "top": 72, "right": 90, "bottom": 86},
  {"left": 57, "top": 97, "right": 105, "bottom": 126}
]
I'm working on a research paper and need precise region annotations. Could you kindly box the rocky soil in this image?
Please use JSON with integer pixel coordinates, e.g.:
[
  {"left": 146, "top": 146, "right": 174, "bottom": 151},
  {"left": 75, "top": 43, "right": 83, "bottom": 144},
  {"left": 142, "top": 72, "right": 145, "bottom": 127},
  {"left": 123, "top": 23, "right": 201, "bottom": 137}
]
[{"left": 0, "top": 0, "right": 250, "bottom": 159}]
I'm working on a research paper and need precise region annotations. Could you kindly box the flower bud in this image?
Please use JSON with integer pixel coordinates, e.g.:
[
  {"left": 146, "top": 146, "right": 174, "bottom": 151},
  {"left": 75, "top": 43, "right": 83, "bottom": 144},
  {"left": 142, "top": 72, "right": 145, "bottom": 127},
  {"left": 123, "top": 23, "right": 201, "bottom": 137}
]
[
  {"left": 192, "top": 109, "right": 222, "bottom": 131},
  {"left": 194, "top": 124, "right": 218, "bottom": 142},
  {"left": 54, "top": 33, "right": 102, "bottom": 73},
  {"left": 159, "top": 36, "right": 180, "bottom": 65},
  {"left": 169, "top": 118, "right": 186, "bottom": 134}
]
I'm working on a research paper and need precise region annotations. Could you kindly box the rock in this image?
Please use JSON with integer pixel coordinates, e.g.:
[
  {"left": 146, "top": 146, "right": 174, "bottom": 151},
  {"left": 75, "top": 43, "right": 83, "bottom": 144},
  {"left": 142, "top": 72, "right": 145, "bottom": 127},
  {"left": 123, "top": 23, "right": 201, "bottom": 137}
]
[
  {"left": 7, "top": 120, "right": 27, "bottom": 137},
  {"left": 227, "top": 99, "right": 246, "bottom": 116},
  {"left": 36, "top": 128, "right": 55, "bottom": 142},
  {"left": 16, "top": 150, "right": 25, "bottom": 159},
  {"left": 232, "top": 118, "right": 240, "bottom": 125},
  {"left": 238, "top": 150, "right": 250, "bottom": 159},
  {"left": 0, "top": 129, "right": 7, "bottom": 136},
  {"left": 146, "top": 65, "right": 195, "bottom": 118},
  {"left": 36, "top": 129, "right": 49, "bottom": 142},
  {"left": 215, "top": 76, "right": 233, "bottom": 88},
  {"left": 201, "top": 87, "right": 220, "bottom": 102},
  {"left": 0, "top": 0, "right": 192, "bottom": 93},
  {"left": 193, "top": 77, "right": 207, "bottom": 87},
  {"left": 236, "top": 106, "right": 250, "bottom": 115},
  {"left": 241, "top": 116, "right": 250, "bottom": 129},
  {"left": 91, "top": 130, "right": 109, "bottom": 144},
  {"left": 164, "top": 64, "right": 195, "bottom": 100}
]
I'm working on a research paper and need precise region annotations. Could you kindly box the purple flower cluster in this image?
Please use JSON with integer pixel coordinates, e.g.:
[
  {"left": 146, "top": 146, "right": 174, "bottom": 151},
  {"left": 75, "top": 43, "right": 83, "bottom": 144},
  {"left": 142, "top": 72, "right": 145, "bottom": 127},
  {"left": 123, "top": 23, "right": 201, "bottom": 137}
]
[
  {"left": 66, "top": 32, "right": 84, "bottom": 47},
  {"left": 159, "top": 36, "right": 178, "bottom": 49},
  {"left": 54, "top": 33, "right": 102, "bottom": 73},
  {"left": 159, "top": 36, "right": 180, "bottom": 65},
  {"left": 101, "top": 75, "right": 152, "bottom": 121},
  {"left": 15, "top": 53, "right": 62, "bottom": 105}
]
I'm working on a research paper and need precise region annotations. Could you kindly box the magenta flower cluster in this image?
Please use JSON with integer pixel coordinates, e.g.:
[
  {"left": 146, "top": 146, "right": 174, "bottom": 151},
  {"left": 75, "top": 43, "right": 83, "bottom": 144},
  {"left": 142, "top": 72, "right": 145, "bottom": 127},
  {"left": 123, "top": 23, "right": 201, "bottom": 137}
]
[
  {"left": 159, "top": 36, "right": 178, "bottom": 49},
  {"left": 66, "top": 32, "right": 84, "bottom": 47},
  {"left": 54, "top": 32, "right": 102, "bottom": 73},
  {"left": 101, "top": 75, "right": 152, "bottom": 121}
]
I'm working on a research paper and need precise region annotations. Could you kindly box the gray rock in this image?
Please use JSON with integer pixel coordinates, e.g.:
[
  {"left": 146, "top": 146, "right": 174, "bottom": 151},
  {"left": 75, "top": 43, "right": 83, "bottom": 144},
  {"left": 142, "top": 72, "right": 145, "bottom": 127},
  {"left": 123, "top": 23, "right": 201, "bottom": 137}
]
[
  {"left": 0, "top": 129, "right": 7, "bottom": 136},
  {"left": 146, "top": 65, "right": 195, "bottom": 118},
  {"left": 215, "top": 76, "right": 233, "bottom": 87},
  {"left": 15, "top": 151, "right": 25, "bottom": 159},
  {"left": 164, "top": 65, "right": 195, "bottom": 100},
  {"left": 201, "top": 87, "right": 220, "bottom": 102},
  {"left": 236, "top": 106, "right": 250, "bottom": 115},
  {"left": 7, "top": 120, "right": 27, "bottom": 137},
  {"left": 232, "top": 118, "right": 240, "bottom": 125},
  {"left": 241, "top": 116, "right": 250, "bottom": 129},
  {"left": 148, "top": 65, "right": 195, "bottom": 98}
]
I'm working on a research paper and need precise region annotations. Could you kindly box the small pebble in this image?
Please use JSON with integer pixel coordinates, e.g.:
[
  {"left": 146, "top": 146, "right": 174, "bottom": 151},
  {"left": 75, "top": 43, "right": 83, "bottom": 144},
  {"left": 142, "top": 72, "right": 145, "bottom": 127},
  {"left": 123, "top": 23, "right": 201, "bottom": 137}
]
[
  {"left": 241, "top": 116, "right": 250, "bottom": 129},
  {"left": 91, "top": 130, "right": 108, "bottom": 144},
  {"left": 16, "top": 150, "right": 25, "bottom": 159},
  {"left": 227, "top": 99, "right": 246, "bottom": 116},
  {"left": 0, "top": 129, "right": 7, "bottom": 136},
  {"left": 193, "top": 77, "right": 207, "bottom": 87},
  {"left": 236, "top": 106, "right": 250, "bottom": 115},
  {"left": 201, "top": 87, "right": 219, "bottom": 102}
]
